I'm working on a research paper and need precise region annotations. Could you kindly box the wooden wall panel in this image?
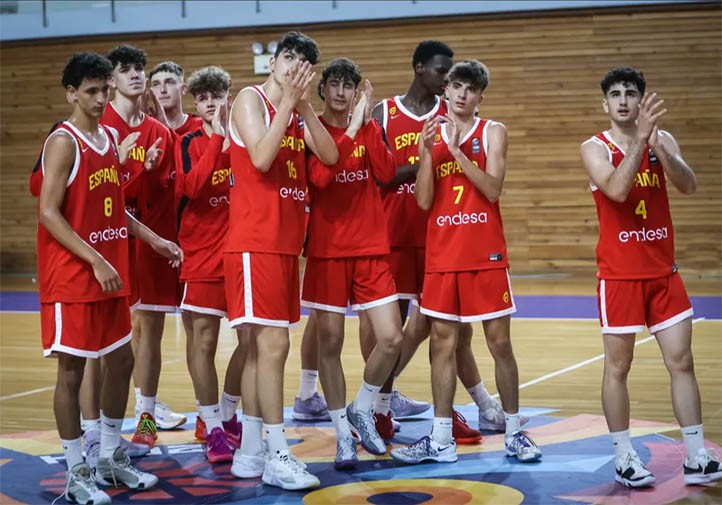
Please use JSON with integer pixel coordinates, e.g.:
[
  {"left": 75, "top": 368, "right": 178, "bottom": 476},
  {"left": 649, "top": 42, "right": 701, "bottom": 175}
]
[{"left": 1, "top": 5, "right": 719, "bottom": 274}]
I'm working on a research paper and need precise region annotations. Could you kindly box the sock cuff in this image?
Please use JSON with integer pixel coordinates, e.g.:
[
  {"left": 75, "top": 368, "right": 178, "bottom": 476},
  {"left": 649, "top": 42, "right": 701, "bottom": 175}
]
[{"left": 242, "top": 415, "right": 263, "bottom": 424}]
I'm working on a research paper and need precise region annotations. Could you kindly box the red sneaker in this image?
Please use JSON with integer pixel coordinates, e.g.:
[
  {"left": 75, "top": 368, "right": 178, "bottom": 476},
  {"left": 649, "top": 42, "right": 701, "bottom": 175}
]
[
  {"left": 131, "top": 412, "right": 158, "bottom": 447},
  {"left": 205, "top": 427, "right": 234, "bottom": 463},
  {"left": 374, "top": 412, "right": 395, "bottom": 442},
  {"left": 453, "top": 410, "right": 482, "bottom": 444},
  {"left": 195, "top": 416, "right": 206, "bottom": 441},
  {"left": 223, "top": 413, "right": 242, "bottom": 449}
]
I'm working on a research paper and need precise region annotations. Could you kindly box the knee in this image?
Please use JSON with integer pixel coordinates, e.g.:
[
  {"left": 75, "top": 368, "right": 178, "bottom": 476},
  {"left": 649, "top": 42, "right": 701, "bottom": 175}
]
[
  {"left": 58, "top": 359, "right": 86, "bottom": 390},
  {"left": 430, "top": 332, "right": 456, "bottom": 357},
  {"left": 604, "top": 355, "right": 632, "bottom": 380},
  {"left": 486, "top": 335, "right": 513, "bottom": 359},
  {"left": 664, "top": 350, "right": 694, "bottom": 375},
  {"left": 317, "top": 329, "right": 343, "bottom": 357},
  {"left": 258, "top": 335, "right": 289, "bottom": 362},
  {"left": 377, "top": 330, "right": 403, "bottom": 355},
  {"left": 195, "top": 333, "right": 218, "bottom": 358}
]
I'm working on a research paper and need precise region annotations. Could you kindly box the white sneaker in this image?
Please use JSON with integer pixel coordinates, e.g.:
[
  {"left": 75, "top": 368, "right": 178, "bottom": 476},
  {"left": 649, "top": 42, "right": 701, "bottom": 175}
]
[
  {"left": 54, "top": 463, "right": 110, "bottom": 505},
  {"left": 614, "top": 451, "right": 656, "bottom": 488},
  {"left": 505, "top": 431, "right": 542, "bottom": 462},
  {"left": 231, "top": 448, "right": 267, "bottom": 478},
  {"left": 81, "top": 430, "right": 100, "bottom": 469},
  {"left": 261, "top": 450, "right": 320, "bottom": 490},
  {"left": 95, "top": 446, "right": 158, "bottom": 490},
  {"left": 478, "top": 400, "right": 530, "bottom": 432},
  {"left": 684, "top": 448, "right": 722, "bottom": 485},
  {"left": 154, "top": 401, "right": 187, "bottom": 430},
  {"left": 390, "top": 436, "right": 458, "bottom": 464}
]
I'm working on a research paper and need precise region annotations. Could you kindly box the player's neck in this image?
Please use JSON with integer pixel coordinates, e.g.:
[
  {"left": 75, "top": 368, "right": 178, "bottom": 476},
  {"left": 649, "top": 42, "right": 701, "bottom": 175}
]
[
  {"left": 401, "top": 82, "right": 438, "bottom": 114},
  {"left": 164, "top": 107, "right": 187, "bottom": 130},
  {"left": 449, "top": 110, "right": 476, "bottom": 131},
  {"left": 608, "top": 121, "right": 639, "bottom": 148},
  {"left": 67, "top": 112, "right": 100, "bottom": 135},
  {"left": 111, "top": 93, "right": 144, "bottom": 125},
  {"left": 321, "top": 107, "right": 350, "bottom": 129},
  {"left": 260, "top": 77, "right": 283, "bottom": 108}
]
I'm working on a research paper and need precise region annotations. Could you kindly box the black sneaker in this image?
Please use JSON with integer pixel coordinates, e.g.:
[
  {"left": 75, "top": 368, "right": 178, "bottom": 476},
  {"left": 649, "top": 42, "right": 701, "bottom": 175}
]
[{"left": 684, "top": 448, "right": 722, "bottom": 485}]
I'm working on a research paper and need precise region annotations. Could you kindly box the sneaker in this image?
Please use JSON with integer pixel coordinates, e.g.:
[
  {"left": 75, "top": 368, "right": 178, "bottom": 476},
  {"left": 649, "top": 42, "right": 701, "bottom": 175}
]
[
  {"left": 347, "top": 403, "right": 386, "bottom": 455},
  {"left": 95, "top": 446, "right": 158, "bottom": 490},
  {"left": 223, "top": 414, "right": 243, "bottom": 449},
  {"left": 205, "top": 427, "right": 234, "bottom": 463},
  {"left": 262, "top": 450, "right": 320, "bottom": 490},
  {"left": 478, "top": 400, "right": 530, "bottom": 432},
  {"left": 390, "top": 436, "right": 458, "bottom": 464},
  {"left": 119, "top": 436, "right": 151, "bottom": 459},
  {"left": 58, "top": 462, "right": 110, "bottom": 505},
  {"left": 392, "top": 418, "right": 401, "bottom": 432},
  {"left": 334, "top": 436, "right": 358, "bottom": 470},
  {"left": 81, "top": 430, "right": 100, "bottom": 469},
  {"left": 684, "top": 448, "right": 722, "bottom": 485},
  {"left": 389, "top": 390, "right": 431, "bottom": 418},
  {"left": 154, "top": 401, "right": 187, "bottom": 430},
  {"left": 131, "top": 412, "right": 158, "bottom": 448},
  {"left": 292, "top": 392, "right": 331, "bottom": 421},
  {"left": 231, "top": 448, "right": 267, "bottom": 478},
  {"left": 505, "top": 430, "right": 542, "bottom": 462},
  {"left": 453, "top": 411, "right": 482, "bottom": 444},
  {"left": 374, "top": 412, "right": 395, "bottom": 442},
  {"left": 614, "top": 451, "right": 656, "bottom": 487},
  {"left": 195, "top": 416, "right": 206, "bottom": 441}
]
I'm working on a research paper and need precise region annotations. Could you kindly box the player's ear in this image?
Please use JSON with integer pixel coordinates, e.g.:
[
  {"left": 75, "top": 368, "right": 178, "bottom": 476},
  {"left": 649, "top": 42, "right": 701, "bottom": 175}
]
[
  {"left": 65, "top": 86, "right": 77, "bottom": 105},
  {"left": 414, "top": 61, "right": 425, "bottom": 75},
  {"left": 181, "top": 83, "right": 187, "bottom": 96},
  {"left": 602, "top": 98, "right": 609, "bottom": 114}
]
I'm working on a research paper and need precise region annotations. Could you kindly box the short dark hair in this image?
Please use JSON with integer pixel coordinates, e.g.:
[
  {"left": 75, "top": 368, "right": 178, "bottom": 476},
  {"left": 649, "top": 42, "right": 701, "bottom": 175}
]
[
  {"left": 274, "top": 31, "right": 319, "bottom": 65},
  {"left": 61, "top": 52, "right": 113, "bottom": 88},
  {"left": 317, "top": 58, "right": 361, "bottom": 100},
  {"left": 412, "top": 40, "right": 454, "bottom": 68},
  {"left": 106, "top": 44, "right": 147, "bottom": 70},
  {"left": 187, "top": 66, "right": 232, "bottom": 97},
  {"left": 149, "top": 61, "right": 183, "bottom": 80},
  {"left": 600, "top": 67, "right": 646, "bottom": 95},
  {"left": 446, "top": 60, "right": 490, "bottom": 93}
]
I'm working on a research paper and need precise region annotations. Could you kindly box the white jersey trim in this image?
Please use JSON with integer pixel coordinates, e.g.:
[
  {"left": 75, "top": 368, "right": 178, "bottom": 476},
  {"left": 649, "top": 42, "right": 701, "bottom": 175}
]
[
  {"left": 229, "top": 86, "right": 271, "bottom": 148},
  {"left": 63, "top": 121, "right": 110, "bottom": 155},
  {"left": 42, "top": 129, "right": 80, "bottom": 187},
  {"left": 441, "top": 117, "right": 482, "bottom": 147},
  {"left": 393, "top": 95, "right": 443, "bottom": 122}
]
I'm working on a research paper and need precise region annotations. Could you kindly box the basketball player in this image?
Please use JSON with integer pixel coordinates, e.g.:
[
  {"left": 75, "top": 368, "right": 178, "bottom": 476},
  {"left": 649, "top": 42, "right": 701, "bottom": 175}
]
[
  {"left": 175, "top": 65, "right": 246, "bottom": 463},
  {"left": 38, "top": 51, "right": 181, "bottom": 503},
  {"left": 103, "top": 44, "right": 185, "bottom": 444},
  {"left": 391, "top": 60, "right": 541, "bottom": 464},
  {"left": 580, "top": 67, "right": 721, "bottom": 487},
  {"left": 149, "top": 60, "right": 203, "bottom": 136},
  {"left": 225, "top": 31, "right": 338, "bottom": 490},
  {"left": 302, "top": 58, "right": 404, "bottom": 468},
  {"left": 370, "top": 41, "right": 512, "bottom": 442}
]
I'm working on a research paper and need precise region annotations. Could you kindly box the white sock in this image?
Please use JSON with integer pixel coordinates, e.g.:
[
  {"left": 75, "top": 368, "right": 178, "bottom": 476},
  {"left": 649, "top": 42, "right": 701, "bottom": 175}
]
[
  {"left": 431, "top": 417, "right": 453, "bottom": 445},
  {"left": 330, "top": 408, "right": 352, "bottom": 440},
  {"left": 199, "top": 404, "right": 223, "bottom": 432},
  {"left": 681, "top": 424, "right": 704, "bottom": 463},
  {"left": 504, "top": 411, "right": 521, "bottom": 437},
  {"left": 392, "top": 377, "right": 399, "bottom": 393},
  {"left": 221, "top": 392, "right": 241, "bottom": 422},
  {"left": 355, "top": 381, "right": 381, "bottom": 412},
  {"left": 610, "top": 429, "right": 634, "bottom": 460},
  {"left": 80, "top": 417, "right": 100, "bottom": 434},
  {"left": 240, "top": 415, "right": 264, "bottom": 455},
  {"left": 138, "top": 395, "right": 156, "bottom": 417},
  {"left": 373, "top": 393, "right": 391, "bottom": 416},
  {"left": 299, "top": 369, "right": 319, "bottom": 401},
  {"left": 467, "top": 381, "right": 495, "bottom": 410},
  {"left": 99, "top": 412, "right": 122, "bottom": 459},
  {"left": 61, "top": 437, "right": 84, "bottom": 469},
  {"left": 134, "top": 387, "right": 141, "bottom": 402},
  {"left": 264, "top": 423, "right": 289, "bottom": 456}
]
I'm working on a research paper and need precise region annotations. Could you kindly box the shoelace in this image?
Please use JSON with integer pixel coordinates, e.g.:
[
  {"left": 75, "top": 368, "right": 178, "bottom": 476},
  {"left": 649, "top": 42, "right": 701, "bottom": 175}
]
[
  {"left": 358, "top": 410, "right": 378, "bottom": 435},
  {"left": 137, "top": 417, "right": 157, "bottom": 437},
  {"left": 280, "top": 453, "right": 307, "bottom": 475},
  {"left": 511, "top": 431, "right": 535, "bottom": 449},
  {"left": 453, "top": 411, "right": 469, "bottom": 426},
  {"left": 51, "top": 466, "right": 99, "bottom": 505},
  {"left": 621, "top": 451, "right": 647, "bottom": 473}
]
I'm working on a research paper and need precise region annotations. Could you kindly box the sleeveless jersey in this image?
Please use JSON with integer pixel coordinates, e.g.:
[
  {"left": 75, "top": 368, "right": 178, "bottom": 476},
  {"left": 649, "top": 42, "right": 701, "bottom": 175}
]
[
  {"left": 589, "top": 131, "right": 676, "bottom": 279},
  {"left": 37, "top": 122, "right": 130, "bottom": 303},
  {"left": 380, "top": 96, "right": 447, "bottom": 248},
  {"left": 226, "top": 85, "right": 308, "bottom": 255},
  {"left": 426, "top": 118, "right": 509, "bottom": 273}
]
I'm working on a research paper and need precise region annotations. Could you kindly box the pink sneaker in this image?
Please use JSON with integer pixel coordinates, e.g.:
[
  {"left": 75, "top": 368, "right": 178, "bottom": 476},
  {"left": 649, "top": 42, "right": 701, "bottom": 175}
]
[
  {"left": 223, "top": 413, "right": 242, "bottom": 449},
  {"left": 205, "top": 427, "right": 233, "bottom": 463}
]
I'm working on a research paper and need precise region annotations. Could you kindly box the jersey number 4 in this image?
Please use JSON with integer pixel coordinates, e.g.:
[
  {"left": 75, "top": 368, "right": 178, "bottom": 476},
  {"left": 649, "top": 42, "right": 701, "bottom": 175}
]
[{"left": 635, "top": 199, "right": 647, "bottom": 220}]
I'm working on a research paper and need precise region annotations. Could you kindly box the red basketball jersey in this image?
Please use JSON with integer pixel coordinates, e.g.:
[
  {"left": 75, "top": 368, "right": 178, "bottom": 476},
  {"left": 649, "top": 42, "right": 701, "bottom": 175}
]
[
  {"left": 589, "top": 131, "right": 676, "bottom": 279},
  {"left": 426, "top": 118, "right": 509, "bottom": 273},
  {"left": 176, "top": 129, "right": 230, "bottom": 281},
  {"left": 226, "top": 86, "right": 308, "bottom": 255},
  {"left": 37, "top": 122, "right": 130, "bottom": 303},
  {"left": 174, "top": 114, "right": 204, "bottom": 138},
  {"left": 380, "top": 96, "right": 447, "bottom": 248}
]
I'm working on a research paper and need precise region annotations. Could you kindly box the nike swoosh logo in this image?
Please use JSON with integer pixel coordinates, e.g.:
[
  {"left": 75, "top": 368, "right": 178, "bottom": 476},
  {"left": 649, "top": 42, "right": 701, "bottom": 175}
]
[
  {"left": 687, "top": 431, "right": 698, "bottom": 435},
  {"left": 81, "top": 146, "right": 90, "bottom": 153},
  {"left": 102, "top": 421, "right": 115, "bottom": 428},
  {"left": 340, "top": 414, "right": 346, "bottom": 419}
]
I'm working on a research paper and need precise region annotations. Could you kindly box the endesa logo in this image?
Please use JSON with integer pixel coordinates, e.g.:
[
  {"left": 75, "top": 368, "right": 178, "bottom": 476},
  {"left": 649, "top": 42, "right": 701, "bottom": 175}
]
[
  {"left": 397, "top": 182, "right": 414, "bottom": 194},
  {"left": 89, "top": 226, "right": 128, "bottom": 244},
  {"left": 336, "top": 168, "right": 368, "bottom": 184},
  {"left": 618, "top": 226, "right": 669, "bottom": 243},
  {"left": 279, "top": 186, "right": 306, "bottom": 201},
  {"left": 436, "top": 211, "right": 487, "bottom": 227},
  {"left": 209, "top": 195, "right": 230, "bottom": 207}
]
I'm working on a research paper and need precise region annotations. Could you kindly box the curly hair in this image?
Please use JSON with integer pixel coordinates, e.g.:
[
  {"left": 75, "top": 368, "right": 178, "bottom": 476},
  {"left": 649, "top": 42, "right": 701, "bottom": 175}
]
[
  {"left": 106, "top": 44, "right": 147, "bottom": 69},
  {"left": 61, "top": 52, "right": 113, "bottom": 88},
  {"left": 187, "top": 66, "right": 232, "bottom": 97},
  {"left": 600, "top": 67, "right": 646, "bottom": 96},
  {"left": 274, "top": 31, "right": 319, "bottom": 65},
  {"left": 317, "top": 58, "right": 361, "bottom": 100},
  {"left": 412, "top": 40, "right": 454, "bottom": 68}
]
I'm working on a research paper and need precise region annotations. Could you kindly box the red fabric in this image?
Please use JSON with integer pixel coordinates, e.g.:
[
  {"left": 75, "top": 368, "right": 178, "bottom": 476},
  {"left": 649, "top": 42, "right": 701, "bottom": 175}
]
[
  {"left": 387, "top": 247, "right": 425, "bottom": 299},
  {"left": 181, "top": 280, "right": 227, "bottom": 315}
]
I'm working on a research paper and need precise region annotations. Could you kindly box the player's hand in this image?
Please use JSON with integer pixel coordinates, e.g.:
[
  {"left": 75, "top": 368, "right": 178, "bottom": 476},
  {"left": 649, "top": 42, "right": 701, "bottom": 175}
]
[
  {"left": 444, "top": 115, "right": 461, "bottom": 152},
  {"left": 211, "top": 101, "right": 228, "bottom": 137},
  {"left": 144, "top": 137, "right": 163, "bottom": 170},
  {"left": 635, "top": 92, "right": 666, "bottom": 142},
  {"left": 91, "top": 256, "right": 122, "bottom": 293},
  {"left": 349, "top": 92, "right": 367, "bottom": 131},
  {"left": 151, "top": 238, "right": 183, "bottom": 268},
  {"left": 118, "top": 132, "right": 140, "bottom": 165},
  {"left": 362, "top": 79, "right": 374, "bottom": 124},
  {"left": 420, "top": 116, "right": 442, "bottom": 150},
  {"left": 142, "top": 88, "right": 171, "bottom": 128},
  {"left": 281, "top": 61, "right": 314, "bottom": 110},
  {"left": 647, "top": 125, "right": 661, "bottom": 149}
]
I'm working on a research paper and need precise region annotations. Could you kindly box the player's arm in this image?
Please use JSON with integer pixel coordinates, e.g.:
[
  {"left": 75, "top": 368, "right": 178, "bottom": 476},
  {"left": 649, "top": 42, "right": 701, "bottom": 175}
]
[
  {"left": 414, "top": 117, "right": 441, "bottom": 211},
  {"left": 125, "top": 212, "right": 183, "bottom": 268},
  {"left": 38, "top": 133, "right": 122, "bottom": 293},
  {"left": 371, "top": 101, "right": 418, "bottom": 188},
  {"left": 366, "top": 120, "right": 396, "bottom": 184},
  {"left": 651, "top": 129, "right": 696, "bottom": 194},
  {"left": 455, "top": 121, "right": 506, "bottom": 203},
  {"left": 300, "top": 95, "right": 339, "bottom": 166}
]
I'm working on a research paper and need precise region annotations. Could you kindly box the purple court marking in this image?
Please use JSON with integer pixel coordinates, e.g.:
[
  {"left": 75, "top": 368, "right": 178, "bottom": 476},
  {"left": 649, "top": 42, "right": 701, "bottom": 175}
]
[{"left": 2, "top": 290, "right": 720, "bottom": 319}]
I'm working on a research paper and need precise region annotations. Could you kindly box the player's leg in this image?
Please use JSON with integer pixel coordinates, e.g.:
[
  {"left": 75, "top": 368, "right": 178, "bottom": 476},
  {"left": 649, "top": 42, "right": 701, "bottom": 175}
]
[
  {"left": 293, "top": 310, "right": 330, "bottom": 422},
  {"left": 220, "top": 326, "right": 247, "bottom": 449}
]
